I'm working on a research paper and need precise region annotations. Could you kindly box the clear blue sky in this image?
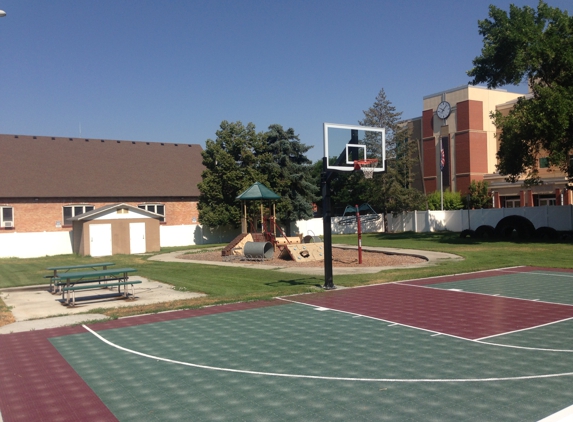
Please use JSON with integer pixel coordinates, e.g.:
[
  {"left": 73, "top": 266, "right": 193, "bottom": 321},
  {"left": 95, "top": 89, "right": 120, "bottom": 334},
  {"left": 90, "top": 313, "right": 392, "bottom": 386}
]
[{"left": 0, "top": 0, "right": 571, "bottom": 163}]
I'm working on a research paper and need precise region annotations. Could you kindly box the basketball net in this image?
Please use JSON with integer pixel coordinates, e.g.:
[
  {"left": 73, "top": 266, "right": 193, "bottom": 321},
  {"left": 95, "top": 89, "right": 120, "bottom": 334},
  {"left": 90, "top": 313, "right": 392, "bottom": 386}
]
[{"left": 353, "top": 159, "right": 378, "bottom": 179}]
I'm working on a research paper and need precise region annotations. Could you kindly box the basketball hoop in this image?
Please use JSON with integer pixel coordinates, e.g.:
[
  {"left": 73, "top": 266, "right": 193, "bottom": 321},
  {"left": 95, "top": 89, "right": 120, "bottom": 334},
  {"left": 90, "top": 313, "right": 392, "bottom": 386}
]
[{"left": 353, "top": 159, "right": 378, "bottom": 179}]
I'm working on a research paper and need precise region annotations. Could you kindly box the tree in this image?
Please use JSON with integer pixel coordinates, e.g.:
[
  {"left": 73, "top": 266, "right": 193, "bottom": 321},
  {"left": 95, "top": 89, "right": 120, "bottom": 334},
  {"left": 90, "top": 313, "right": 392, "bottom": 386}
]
[
  {"left": 355, "top": 88, "right": 426, "bottom": 214},
  {"left": 426, "top": 190, "right": 464, "bottom": 211},
  {"left": 198, "top": 121, "right": 265, "bottom": 228},
  {"left": 465, "top": 180, "right": 491, "bottom": 209},
  {"left": 198, "top": 121, "right": 319, "bottom": 229},
  {"left": 258, "top": 124, "right": 320, "bottom": 226},
  {"left": 467, "top": 1, "right": 573, "bottom": 182}
]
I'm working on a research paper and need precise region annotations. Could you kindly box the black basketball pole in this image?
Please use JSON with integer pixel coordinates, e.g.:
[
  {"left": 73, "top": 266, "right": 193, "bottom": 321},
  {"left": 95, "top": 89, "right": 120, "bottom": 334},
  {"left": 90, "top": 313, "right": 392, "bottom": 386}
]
[{"left": 322, "top": 157, "right": 335, "bottom": 289}]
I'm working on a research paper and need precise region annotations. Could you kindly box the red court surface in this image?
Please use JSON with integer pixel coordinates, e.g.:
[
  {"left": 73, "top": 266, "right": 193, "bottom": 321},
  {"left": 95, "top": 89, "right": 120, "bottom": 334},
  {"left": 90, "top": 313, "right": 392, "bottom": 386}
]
[{"left": 290, "top": 276, "right": 573, "bottom": 340}]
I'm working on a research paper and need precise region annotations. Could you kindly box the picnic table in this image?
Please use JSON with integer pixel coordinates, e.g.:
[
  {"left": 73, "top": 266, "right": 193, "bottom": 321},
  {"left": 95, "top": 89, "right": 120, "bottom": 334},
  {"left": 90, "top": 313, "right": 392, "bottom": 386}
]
[
  {"left": 53, "top": 267, "right": 140, "bottom": 307},
  {"left": 45, "top": 262, "right": 115, "bottom": 293}
]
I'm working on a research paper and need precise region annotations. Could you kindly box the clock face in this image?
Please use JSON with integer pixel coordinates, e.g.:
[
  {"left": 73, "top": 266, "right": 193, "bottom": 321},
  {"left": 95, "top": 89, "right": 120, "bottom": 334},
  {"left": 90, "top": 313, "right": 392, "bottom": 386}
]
[{"left": 437, "top": 101, "right": 451, "bottom": 119}]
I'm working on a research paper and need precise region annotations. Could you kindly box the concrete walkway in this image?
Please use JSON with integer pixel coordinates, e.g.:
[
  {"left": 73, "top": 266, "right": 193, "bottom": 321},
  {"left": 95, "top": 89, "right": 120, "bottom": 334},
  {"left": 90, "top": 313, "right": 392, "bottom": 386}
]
[{"left": 0, "top": 245, "right": 462, "bottom": 334}]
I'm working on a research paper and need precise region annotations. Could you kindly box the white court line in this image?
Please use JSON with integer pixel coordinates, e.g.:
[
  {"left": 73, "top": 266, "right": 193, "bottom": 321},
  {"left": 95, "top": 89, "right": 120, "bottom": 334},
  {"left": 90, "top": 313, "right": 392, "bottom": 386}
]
[
  {"left": 82, "top": 324, "right": 573, "bottom": 383},
  {"left": 496, "top": 269, "right": 573, "bottom": 279},
  {"left": 538, "top": 403, "right": 573, "bottom": 422},
  {"left": 278, "top": 297, "right": 573, "bottom": 353}
]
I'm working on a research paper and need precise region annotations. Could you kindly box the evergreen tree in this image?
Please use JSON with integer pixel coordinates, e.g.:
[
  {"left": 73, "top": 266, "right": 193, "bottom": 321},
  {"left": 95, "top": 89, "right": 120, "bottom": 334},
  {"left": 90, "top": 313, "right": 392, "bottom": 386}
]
[
  {"left": 198, "top": 121, "right": 265, "bottom": 228},
  {"left": 198, "top": 121, "right": 318, "bottom": 229},
  {"left": 259, "top": 124, "right": 320, "bottom": 226}
]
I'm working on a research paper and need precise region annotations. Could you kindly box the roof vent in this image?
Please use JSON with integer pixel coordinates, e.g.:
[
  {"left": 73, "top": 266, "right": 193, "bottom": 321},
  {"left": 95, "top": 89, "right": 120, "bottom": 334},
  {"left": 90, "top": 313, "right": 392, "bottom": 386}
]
[
  {"left": 85, "top": 139, "right": 89, "bottom": 142},
  {"left": 132, "top": 142, "right": 135, "bottom": 144},
  {"left": 101, "top": 140, "right": 104, "bottom": 142},
  {"left": 52, "top": 137, "right": 55, "bottom": 140},
  {"left": 146, "top": 142, "right": 150, "bottom": 145},
  {"left": 161, "top": 143, "right": 164, "bottom": 146},
  {"left": 117, "top": 141, "right": 120, "bottom": 143},
  {"left": 33, "top": 136, "right": 37, "bottom": 139},
  {"left": 14, "top": 135, "right": 18, "bottom": 138},
  {"left": 69, "top": 138, "right": 73, "bottom": 141},
  {"left": 174, "top": 144, "right": 178, "bottom": 146}
]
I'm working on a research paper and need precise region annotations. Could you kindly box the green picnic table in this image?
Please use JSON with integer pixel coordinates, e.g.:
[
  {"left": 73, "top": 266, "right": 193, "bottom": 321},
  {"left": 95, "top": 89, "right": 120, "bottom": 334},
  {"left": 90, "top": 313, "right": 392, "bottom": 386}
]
[
  {"left": 45, "top": 262, "right": 115, "bottom": 293},
  {"left": 53, "top": 267, "right": 139, "bottom": 307}
]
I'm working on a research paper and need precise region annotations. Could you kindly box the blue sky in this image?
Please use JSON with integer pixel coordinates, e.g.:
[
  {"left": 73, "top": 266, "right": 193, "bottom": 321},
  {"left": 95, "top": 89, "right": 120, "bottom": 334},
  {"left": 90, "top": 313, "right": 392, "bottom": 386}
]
[{"left": 0, "top": 0, "right": 571, "bottom": 163}]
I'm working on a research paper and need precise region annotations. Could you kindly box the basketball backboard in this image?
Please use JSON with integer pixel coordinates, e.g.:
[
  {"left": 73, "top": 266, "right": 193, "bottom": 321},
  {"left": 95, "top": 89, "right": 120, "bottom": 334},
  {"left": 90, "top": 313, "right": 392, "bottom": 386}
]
[{"left": 323, "top": 123, "right": 385, "bottom": 173}]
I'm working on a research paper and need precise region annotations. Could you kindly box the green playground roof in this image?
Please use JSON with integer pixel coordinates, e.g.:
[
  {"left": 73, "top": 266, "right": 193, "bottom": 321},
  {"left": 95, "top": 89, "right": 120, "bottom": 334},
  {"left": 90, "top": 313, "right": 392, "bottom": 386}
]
[{"left": 236, "top": 182, "right": 280, "bottom": 201}]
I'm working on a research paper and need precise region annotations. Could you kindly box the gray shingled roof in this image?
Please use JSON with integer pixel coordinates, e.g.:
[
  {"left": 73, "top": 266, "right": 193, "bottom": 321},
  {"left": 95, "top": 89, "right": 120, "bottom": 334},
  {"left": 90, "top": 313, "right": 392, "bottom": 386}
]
[{"left": 0, "top": 134, "right": 204, "bottom": 198}]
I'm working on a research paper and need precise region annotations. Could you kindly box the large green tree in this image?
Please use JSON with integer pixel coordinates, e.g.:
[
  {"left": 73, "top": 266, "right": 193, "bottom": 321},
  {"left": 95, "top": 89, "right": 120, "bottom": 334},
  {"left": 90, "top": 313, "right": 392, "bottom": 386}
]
[
  {"left": 198, "top": 121, "right": 318, "bottom": 228},
  {"left": 258, "top": 124, "right": 320, "bottom": 226},
  {"left": 467, "top": 1, "right": 573, "bottom": 183},
  {"left": 198, "top": 121, "right": 265, "bottom": 228}
]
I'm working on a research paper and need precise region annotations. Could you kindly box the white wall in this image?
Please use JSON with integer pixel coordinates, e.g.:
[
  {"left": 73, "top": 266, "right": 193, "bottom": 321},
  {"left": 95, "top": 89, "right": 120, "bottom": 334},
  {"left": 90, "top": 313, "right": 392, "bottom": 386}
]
[
  {"left": 290, "top": 216, "right": 384, "bottom": 237},
  {"left": 387, "top": 206, "right": 573, "bottom": 233},
  {"left": 0, "top": 231, "right": 73, "bottom": 258}
]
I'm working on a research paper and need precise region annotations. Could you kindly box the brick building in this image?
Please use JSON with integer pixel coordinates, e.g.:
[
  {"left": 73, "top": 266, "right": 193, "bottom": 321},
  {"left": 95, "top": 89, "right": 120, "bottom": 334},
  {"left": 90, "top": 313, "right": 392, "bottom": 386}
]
[
  {"left": 0, "top": 134, "right": 204, "bottom": 233},
  {"left": 406, "top": 85, "right": 573, "bottom": 207}
]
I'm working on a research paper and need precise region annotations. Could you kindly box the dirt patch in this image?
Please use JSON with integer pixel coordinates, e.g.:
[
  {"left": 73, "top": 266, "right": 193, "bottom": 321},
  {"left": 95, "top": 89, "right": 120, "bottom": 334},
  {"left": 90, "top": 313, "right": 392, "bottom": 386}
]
[{"left": 179, "top": 247, "right": 426, "bottom": 268}]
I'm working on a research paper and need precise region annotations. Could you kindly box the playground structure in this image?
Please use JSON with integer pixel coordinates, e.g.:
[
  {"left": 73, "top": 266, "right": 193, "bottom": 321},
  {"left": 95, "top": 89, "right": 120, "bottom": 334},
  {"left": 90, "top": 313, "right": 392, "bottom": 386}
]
[{"left": 221, "top": 182, "right": 324, "bottom": 263}]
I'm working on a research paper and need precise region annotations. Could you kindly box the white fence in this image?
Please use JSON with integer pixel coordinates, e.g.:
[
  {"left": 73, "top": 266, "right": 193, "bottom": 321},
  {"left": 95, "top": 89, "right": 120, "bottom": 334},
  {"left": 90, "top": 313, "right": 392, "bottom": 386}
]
[
  {"left": 291, "top": 216, "right": 384, "bottom": 237},
  {"left": 386, "top": 206, "right": 573, "bottom": 233},
  {"left": 0, "top": 224, "right": 242, "bottom": 259}
]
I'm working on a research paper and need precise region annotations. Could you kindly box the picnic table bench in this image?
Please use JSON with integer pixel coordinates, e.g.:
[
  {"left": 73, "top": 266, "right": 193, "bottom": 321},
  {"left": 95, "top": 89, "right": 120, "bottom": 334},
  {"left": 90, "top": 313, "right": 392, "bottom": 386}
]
[
  {"left": 45, "top": 262, "right": 115, "bottom": 293},
  {"left": 53, "top": 267, "right": 139, "bottom": 307}
]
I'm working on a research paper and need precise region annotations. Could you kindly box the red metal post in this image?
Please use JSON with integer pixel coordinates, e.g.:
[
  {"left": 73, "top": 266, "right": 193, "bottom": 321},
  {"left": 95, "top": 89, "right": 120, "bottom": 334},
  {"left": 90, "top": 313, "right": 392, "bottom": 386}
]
[{"left": 356, "top": 204, "right": 362, "bottom": 264}]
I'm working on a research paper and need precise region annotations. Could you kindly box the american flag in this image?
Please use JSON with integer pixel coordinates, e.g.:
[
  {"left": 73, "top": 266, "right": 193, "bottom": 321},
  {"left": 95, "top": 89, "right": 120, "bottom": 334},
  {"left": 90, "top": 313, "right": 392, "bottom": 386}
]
[{"left": 440, "top": 148, "right": 445, "bottom": 171}]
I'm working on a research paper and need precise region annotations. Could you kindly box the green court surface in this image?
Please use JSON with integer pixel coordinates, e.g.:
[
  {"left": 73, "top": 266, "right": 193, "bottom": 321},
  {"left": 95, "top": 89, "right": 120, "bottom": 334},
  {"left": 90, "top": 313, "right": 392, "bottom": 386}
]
[
  {"left": 426, "top": 269, "right": 573, "bottom": 305},
  {"left": 50, "top": 301, "right": 573, "bottom": 421}
]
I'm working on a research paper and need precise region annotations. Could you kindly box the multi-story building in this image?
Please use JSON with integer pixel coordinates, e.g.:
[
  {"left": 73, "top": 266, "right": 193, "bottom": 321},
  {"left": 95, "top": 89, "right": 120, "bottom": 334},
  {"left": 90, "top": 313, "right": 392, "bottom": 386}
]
[{"left": 406, "top": 85, "right": 572, "bottom": 207}]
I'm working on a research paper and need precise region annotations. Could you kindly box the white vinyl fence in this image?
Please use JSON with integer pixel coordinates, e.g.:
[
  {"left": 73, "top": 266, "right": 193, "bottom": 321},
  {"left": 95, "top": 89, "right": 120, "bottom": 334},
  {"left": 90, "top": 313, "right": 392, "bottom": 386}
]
[{"left": 386, "top": 206, "right": 573, "bottom": 233}]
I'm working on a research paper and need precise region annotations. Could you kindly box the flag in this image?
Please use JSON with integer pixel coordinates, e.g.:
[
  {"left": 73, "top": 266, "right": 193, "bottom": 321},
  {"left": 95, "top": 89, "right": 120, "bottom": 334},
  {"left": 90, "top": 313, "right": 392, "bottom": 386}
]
[{"left": 440, "top": 148, "right": 445, "bottom": 171}]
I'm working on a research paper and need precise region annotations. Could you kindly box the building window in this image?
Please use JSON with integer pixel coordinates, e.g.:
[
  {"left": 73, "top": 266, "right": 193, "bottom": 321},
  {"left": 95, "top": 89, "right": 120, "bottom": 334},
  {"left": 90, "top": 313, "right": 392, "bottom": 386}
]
[
  {"left": 1, "top": 206, "right": 14, "bottom": 228},
  {"left": 539, "top": 157, "right": 549, "bottom": 168},
  {"left": 63, "top": 205, "right": 94, "bottom": 226},
  {"left": 138, "top": 204, "right": 165, "bottom": 222},
  {"left": 538, "top": 195, "right": 556, "bottom": 206},
  {"left": 504, "top": 197, "right": 520, "bottom": 208}
]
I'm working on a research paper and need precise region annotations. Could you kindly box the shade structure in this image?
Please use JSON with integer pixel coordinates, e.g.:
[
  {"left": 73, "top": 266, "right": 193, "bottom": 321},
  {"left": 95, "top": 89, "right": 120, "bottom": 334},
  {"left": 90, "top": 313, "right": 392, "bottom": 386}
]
[{"left": 236, "top": 182, "right": 280, "bottom": 201}]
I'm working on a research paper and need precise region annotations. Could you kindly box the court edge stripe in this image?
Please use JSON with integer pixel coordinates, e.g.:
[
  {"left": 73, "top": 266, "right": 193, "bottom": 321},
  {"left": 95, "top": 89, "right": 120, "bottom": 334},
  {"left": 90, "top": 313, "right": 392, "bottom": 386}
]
[
  {"left": 82, "top": 324, "right": 573, "bottom": 383},
  {"left": 278, "top": 298, "right": 573, "bottom": 353}
]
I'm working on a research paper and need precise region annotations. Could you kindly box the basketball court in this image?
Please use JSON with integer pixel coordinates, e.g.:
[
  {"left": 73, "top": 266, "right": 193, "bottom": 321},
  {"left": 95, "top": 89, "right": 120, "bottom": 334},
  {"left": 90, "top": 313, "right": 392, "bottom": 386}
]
[{"left": 1, "top": 266, "right": 573, "bottom": 421}]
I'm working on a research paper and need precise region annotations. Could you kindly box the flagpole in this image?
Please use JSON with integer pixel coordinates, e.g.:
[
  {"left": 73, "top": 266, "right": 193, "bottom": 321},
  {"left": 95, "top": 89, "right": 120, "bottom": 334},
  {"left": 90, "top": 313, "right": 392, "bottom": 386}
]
[{"left": 440, "top": 137, "right": 444, "bottom": 211}]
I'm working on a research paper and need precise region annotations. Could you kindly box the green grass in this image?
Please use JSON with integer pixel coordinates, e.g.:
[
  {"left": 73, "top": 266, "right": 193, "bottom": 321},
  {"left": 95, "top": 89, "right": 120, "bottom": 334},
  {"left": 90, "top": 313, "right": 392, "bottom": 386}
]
[{"left": 1, "top": 233, "right": 572, "bottom": 316}]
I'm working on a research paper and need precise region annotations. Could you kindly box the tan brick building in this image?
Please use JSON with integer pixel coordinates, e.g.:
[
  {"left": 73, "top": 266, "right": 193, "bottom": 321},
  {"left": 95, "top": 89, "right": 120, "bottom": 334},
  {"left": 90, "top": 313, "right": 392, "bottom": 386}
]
[{"left": 406, "top": 85, "right": 573, "bottom": 207}]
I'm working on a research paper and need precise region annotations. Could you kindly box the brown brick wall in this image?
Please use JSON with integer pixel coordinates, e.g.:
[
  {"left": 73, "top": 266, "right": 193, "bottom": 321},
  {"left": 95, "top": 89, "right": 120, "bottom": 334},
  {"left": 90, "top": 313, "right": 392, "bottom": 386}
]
[
  {"left": 455, "top": 132, "right": 488, "bottom": 175},
  {"left": 0, "top": 198, "right": 199, "bottom": 233},
  {"left": 424, "top": 177, "right": 437, "bottom": 193},
  {"left": 422, "top": 109, "right": 434, "bottom": 138},
  {"left": 457, "top": 100, "right": 483, "bottom": 132},
  {"left": 422, "top": 138, "right": 436, "bottom": 178}
]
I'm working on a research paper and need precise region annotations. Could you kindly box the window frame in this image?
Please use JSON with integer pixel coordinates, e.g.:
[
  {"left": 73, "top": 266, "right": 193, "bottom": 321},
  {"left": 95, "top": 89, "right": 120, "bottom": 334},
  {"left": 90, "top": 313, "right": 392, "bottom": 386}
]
[
  {"left": 138, "top": 203, "right": 166, "bottom": 222},
  {"left": 63, "top": 204, "right": 94, "bottom": 226},
  {"left": 0, "top": 206, "right": 14, "bottom": 229}
]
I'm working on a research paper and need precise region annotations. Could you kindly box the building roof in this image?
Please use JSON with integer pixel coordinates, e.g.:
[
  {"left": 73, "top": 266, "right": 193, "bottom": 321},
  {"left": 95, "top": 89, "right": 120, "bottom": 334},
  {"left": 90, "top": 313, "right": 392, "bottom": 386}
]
[
  {"left": 236, "top": 182, "right": 280, "bottom": 200},
  {"left": 0, "top": 134, "right": 204, "bottom": 198}
]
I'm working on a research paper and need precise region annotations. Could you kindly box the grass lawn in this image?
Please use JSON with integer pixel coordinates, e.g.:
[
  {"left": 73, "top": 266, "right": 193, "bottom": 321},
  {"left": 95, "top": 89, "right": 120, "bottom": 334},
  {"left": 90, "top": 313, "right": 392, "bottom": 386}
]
[{"left": 0, "top": 232, "right": 571, "bottom": 322}]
